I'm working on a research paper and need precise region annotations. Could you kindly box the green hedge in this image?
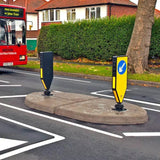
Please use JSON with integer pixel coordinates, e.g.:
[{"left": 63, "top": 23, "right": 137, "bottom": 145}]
[
  {"left": 150, "top": 18, "right": 160, "bottom": 58},
  {"left": 38, "top": 16, "right": 160, "bottom": 61}
]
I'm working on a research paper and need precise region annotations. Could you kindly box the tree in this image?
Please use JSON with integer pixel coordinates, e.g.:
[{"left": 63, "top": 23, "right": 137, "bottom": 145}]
[{"left": 126, "top": 0, "right": 157, "bottom": 73}]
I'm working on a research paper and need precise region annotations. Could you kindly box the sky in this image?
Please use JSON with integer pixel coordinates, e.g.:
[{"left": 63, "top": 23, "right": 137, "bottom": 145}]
[
  {"left": 130, "top": 0, "right": 160, "bottom": 10},
  {"left": 3, "top": 0, "right": 160, "bottom": 10}
]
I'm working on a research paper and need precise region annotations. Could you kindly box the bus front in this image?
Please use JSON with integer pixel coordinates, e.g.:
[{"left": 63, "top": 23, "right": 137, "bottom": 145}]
[{"left": 0, "top": 5, "right": 27, "bottom": 66}]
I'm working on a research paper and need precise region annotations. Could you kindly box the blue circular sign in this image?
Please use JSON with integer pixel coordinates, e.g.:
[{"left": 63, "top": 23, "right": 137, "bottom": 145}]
[{"left": 118, "top": 60, "right": 127, "bottom": 75}]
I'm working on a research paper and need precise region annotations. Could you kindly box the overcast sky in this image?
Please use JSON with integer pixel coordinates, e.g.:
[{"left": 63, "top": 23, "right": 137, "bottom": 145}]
[
  {"left": 3, "top": 0, "right": 160, "bottom": 10},
  {"left": 130, "top": 0, "right": 160, "bottom": 10}
]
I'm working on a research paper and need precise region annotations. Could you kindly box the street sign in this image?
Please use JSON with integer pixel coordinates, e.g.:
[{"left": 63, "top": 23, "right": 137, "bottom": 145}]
[
  {"left": 40, "top": 51, "right": 53, "bottom": 96},
  {"left": 112, "top": 56, "right": 128, "bottom": 111}
]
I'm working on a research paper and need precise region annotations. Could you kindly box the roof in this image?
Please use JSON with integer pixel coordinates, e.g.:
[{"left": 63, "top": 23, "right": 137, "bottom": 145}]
[
  {"left": 155, "top": 9, "right": 160, "bottom": 17},
  {"left": 0, "top": 0, "right": 6, "bottom": 4},
  {"left": 7, "top": 0, "right": 46, "bottom": 13},
  {"left": 36, "top": 0, "right": 137, "bottom": 11}
]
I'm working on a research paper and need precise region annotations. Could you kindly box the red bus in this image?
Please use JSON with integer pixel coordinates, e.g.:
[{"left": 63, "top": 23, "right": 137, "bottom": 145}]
[{"left": 0, "top": 4, "right": 27, "bottom": 66}]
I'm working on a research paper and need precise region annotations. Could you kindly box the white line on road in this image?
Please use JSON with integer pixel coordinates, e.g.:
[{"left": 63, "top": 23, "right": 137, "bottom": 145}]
[
  {"left": 0, "top": 85, "right": 22, "bottom": 87},
  {"left": 123, "top": 132, "right": 160, "bottom": 137},
  {"left": 0, "top": 115, "right": 65, "bottom": 159},
  {"left": 0, "top": 138, "right": 62, "bottom": 160},
  {"left": 142, "top": 107, "right": 160, "bottom": 113},
  {"left": 94, "top": 89, "right": 132, "bottom": 93},
  {"left": 0, "top": 138, "right": 27, "bottom": 152},
  {"left": 0, "top": 80, "right": 10, "bottom": 84},
  {"left": 10, "top": 69, "right": 91, "bottom": 83},
  {"left": 124, "top": 98, "right": 160, "bottom": 107},
  {"left": 0, "top": 102, "right": 123, "bottom": 139},
  {"left": 91, "top": 91, "right": 160, "bottom": 107},
  {"left": 55, "top": 76, "right": 91, "bottom": 83},
  {"left": 0, "top": 95, "right": 26, "bottom": 99},
  {"left": 91, "top": 91, "right": 115, "bottom": 99},
  {"left": 0, "top": 115, "right": 64, "bottom": 137},
  {"left": 5, "top": 69, "right": 39, "bottom": 77}
]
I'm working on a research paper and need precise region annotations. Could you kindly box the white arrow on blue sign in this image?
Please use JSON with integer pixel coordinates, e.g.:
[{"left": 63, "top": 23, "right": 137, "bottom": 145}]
[{"left": 118, "top": 60, "right": 127, "bottom": 75}]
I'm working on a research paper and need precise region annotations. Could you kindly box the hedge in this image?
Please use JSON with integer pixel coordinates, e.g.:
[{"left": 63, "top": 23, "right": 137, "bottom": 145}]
[
  {"left": 150, "top": 17, "right": 160, "bottom": 58},
  {"left": 38, "top": 16, "right": 160, "bottom": 61}
]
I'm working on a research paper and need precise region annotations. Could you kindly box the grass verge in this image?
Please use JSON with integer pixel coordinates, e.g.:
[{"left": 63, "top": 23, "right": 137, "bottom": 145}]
[{"left": 19, "top": 61, "right": 160, "bottom": 83}]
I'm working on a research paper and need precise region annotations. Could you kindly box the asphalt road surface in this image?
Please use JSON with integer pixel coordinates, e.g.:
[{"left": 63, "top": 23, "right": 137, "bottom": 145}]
[{"left": 0, "top": 68, "right": 160, "bottom": 160}]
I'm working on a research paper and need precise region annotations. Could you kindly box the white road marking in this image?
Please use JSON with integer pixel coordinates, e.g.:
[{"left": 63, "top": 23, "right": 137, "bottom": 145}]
[
  {"left": 0, "top": 138, "right": 62, "bottom": 160},
  {"left": 142, "top": 107, "right": 160, "bottom": 113},
  {"left": 0, "top": 115, "right": 64, "bottom": 138},
  {"left": 0, "top": 95, "right": 26, "bottom": 99},
  {"left": 91, "top": 91, "right": 115, "bottom": 99},
  {"left": 5, "top": 69, "right": 39, "bottom": 77},
  {"left": 0, "top": 115, "right": 65, "bottom": 159},
  {"left": 0, "top": 80, "right": 10, "bottom": 84},
  {"left": 123, "top": 132, "right": 160, "bottom": 137},
  {"left": 91, "top": 91, "right": 160, "bottom": 107},
  {"left": 0, "top": 102, "right": 123, "bottom": 139},
  {"left": 123, "top": 98, "right": 160, "bottom": 107},
  {"left": 0, "top": 85, "right": 22, "bottom": 87},
  {"left": 9, "top": 69, "right": 91, "bottom": 83},
  {"left": 0, "top": 138, "right": 27, "bottom": 152},
  {"left": 94, "top": 89, "right": 132, "bottom": 93},
  {"left": 55, "top": 77, "right": 91, "bottom": 83}
]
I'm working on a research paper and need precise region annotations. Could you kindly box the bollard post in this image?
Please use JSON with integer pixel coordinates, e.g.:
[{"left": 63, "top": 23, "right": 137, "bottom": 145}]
[
  {"left": 40, "top": 51, "right": 53, "bottom": 96},
  {"left": 112, "top": 56, "right": 128, "bottom": 111}
]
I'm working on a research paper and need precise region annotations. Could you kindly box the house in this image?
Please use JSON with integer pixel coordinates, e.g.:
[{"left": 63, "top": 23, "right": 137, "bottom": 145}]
[
  {"left": 0, "top": 0, "right": 5, "bottom": 3},
  {"left": 155, "top": 9, "right": 160, "bottom": 17},
  {"left": 36, "top": 0, "right": 138, "bottom": 29}
]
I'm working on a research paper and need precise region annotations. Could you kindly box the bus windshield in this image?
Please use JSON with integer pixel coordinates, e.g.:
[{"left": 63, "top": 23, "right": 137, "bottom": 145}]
[{"left": 0, "top": 19, "right": 26, "bottom": 46}]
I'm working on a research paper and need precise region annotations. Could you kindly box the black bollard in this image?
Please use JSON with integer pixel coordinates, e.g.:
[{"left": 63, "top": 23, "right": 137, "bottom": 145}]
[{"left": 40, "top": 51, "right": 53, "bottom": 96}]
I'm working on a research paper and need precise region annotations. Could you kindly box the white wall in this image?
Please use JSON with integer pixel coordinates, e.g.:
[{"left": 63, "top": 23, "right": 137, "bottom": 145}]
[
  {"left": 27, "top": 14, "right": 38, "bottom": 30},
  {"left": 61, "top": 5, "right": 107, "bottom": 22},
  {"left": 38, "top": 11, "right": 43, "bottom": 29},
  {"left": 101, "top": 5, "right": 107, "bottom": 18},
  {"left": 60, "top": 9, "right": 67, "bottom": 22},
  {"left": 76, "top": 7, "right": 85, "bottom": 20},
  {"left": 38, "top": 5, "right": 107, "bottom": 29}
]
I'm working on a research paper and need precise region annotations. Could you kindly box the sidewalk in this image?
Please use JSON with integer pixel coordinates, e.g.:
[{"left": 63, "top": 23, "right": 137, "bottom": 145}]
[{"left": 25, "top": 91, "right": 148, "bottom": 125}]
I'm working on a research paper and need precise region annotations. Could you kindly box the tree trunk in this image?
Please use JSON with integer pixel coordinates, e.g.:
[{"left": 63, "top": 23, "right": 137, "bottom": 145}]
[{"left": 126, "top": 0, "right": 157, "bottom": 73}]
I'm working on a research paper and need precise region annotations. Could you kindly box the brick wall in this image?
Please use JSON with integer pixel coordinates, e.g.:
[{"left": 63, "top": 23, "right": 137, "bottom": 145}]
[
  {"left": 26, "top": 30, "right": 39, "bottom": 38},
  {"left": 110, "top": 5, "right": 137, "bottom": 17},
  {"left": 41, "top": 21, "right": 62, "bottom": 27}
]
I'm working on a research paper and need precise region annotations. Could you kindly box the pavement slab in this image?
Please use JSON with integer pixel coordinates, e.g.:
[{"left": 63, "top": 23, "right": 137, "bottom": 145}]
[{"left": 25, "top": 91, "right": 148, "bottom": 125}]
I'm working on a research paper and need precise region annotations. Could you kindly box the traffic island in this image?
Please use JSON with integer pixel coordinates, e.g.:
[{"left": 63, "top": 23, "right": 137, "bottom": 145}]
[{"left": 25, "top": 91, "right": 148, "bottom": 125}]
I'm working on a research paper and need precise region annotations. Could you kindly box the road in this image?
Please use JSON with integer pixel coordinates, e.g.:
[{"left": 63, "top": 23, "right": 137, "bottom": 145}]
[{"left": 0, "top": 68, "right": 160, "bottom": 160}]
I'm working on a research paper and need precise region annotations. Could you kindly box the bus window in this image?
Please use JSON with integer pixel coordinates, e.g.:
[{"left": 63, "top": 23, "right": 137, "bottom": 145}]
[
  {"left": 11, "top": 21, "right": 16, "bottom": 44},
  {"left": 0, "top": 21, "right": 7, "bottom": 45},
  {"left": 5, "top": 19, "right": 26, "bottom": 45},
  {"left": 22, "top": 22, "right": 26, "bottom": 44}
]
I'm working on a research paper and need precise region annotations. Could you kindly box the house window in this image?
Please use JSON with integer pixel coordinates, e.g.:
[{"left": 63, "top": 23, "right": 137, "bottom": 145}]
[
  {"left": 96, "top": 7, "right": 100, "bottom": 18},
  {"left": 55, "top": 10, "right": 60, "bottom": 20},
  {"left": 67, "top": 9, "right": 76, "bottom": 20},
  {"left": 49, "top": 9, "right": 60, "bottom": 21},
  {"left": 50, "top": 9, "right": 54, "bottom": 21},
  {"left": 43, "top": 10, "right": 49, "bottom": 21},
  {"left": 85, "top": 7, "right": 101, "bottom": 19}
]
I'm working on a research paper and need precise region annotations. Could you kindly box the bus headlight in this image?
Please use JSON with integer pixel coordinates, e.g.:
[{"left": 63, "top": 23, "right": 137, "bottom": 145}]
[{"left": 19, "top": 55, "right": 26, "bottom": 61}]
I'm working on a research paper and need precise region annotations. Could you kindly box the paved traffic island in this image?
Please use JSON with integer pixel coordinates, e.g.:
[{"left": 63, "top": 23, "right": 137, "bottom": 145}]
[{"left": 25, "top": 91, "right": 148, "bottom": 125}]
